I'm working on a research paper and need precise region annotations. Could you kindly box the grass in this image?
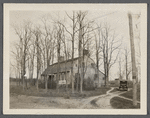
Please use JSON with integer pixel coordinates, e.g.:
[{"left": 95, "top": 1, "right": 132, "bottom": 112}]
[
  {"left": 110, "top": 83, "right": 140, "bottom": 109},
  {"left": 10, "top": 85, "right": 111, "bottom": 99},
  {"left": 110, "top": 97, "right": 140, "bottom": 109},
  {"left": 120, "top": 84, "right": 140, "bottom": 101},
  {"left": 109, "top": 88, "right": 119, "bottom": 93},
  {"left": 82, "top": 87, "right": 111, "bottom": 97}
]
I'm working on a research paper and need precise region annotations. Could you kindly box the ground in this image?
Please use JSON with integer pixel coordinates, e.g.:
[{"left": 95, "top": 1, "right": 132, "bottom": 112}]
[
  {"left": 110, "top": 84, "right": 140, "bottom": 109},
  {"left": 10, "top": 82, "right": 140, "bottom": 109},
  {"left": 10, "top": 83, "right": 111, "bottom": 109},
  {"left": 120, "top": 85, "right": 140, "bottom": 101},
  {"left": 10, "top": 87, "right": 113, "bottom": 109},
  {"left": 110, "top": 97, "right": 140, "bottom": 109},
  {"left": 10, "top": 93, "right": 82, "bottom": 109}
]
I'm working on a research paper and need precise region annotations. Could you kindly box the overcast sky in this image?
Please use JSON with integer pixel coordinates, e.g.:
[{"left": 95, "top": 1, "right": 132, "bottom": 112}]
[{"left": 9, "top": 4, "right": 142, "bottom": 80}]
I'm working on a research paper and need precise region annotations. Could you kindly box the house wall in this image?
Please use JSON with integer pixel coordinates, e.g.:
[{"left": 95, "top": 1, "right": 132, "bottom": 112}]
[
  {"left": 45, "top": 55, "right": 105, "bottom": 88},
  {"left": 68, "top": 56, "right": 105, "bottom": 87}
]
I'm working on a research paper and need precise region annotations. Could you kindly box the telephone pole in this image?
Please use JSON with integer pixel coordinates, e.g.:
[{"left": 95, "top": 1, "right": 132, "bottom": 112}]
[
  {"left": 128, "top": 12, "right": 137, "bottom": 106},
  {"left": 36, "top": 31, "right": 39, "bottom": 91}
]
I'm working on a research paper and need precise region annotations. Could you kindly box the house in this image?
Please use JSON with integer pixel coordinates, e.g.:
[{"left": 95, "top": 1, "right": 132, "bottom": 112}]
[{"left": 41, "top": 50, "right": 105, "bottom": 89}]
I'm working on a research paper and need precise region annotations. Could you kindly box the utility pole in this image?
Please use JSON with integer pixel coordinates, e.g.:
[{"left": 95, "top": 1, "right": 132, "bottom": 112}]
[
  {"left": 125, "top": 49, "right": 128, "bottom": 80},
  {"left": 79, "top": 11, "right": 83, "bottom": 93},
  {"left": 128, "top": 12, "right": 137, "bottom": 106}
]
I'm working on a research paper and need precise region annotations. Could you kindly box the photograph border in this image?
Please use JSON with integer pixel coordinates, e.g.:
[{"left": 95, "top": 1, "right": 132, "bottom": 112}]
[{"left": 3, "top": 3, "right": 147, "bottom": 115}]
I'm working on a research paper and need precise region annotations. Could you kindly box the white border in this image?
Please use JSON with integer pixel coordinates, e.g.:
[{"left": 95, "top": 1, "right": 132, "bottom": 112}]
[{"left": 3, "top": 3, "right": 147, "bottom": 115}]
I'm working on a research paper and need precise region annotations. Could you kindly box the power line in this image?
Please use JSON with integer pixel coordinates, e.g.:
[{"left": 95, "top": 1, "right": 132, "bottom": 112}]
[{"left": 92, "top": 11, "right": 118, "bottom": 20}]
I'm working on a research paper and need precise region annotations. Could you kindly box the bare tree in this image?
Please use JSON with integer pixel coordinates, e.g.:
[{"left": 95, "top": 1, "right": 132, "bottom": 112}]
[
  {"left": 58, "top": 26, "right": 70, "bottom": 91},
  {"left": 118, "top": 57, "right": 123, "bottom": 80},
  {"left": 57, "top": 11, "right": 78, "bottom": 93},
  {"left": 12, "top": 21, "right": 33, "bottom": 90},
  {"left": 124, "top": 47, "right": 132, "bottom": 81},
  {"left": 40, "top": 16, "right": 57, "bottom": 91},
  {"left": 11, "top": 43, "right": 22, "bottom": 85},
  {"left": 93, "top": 24, "right": 103, "bottom": 87},
  {"left": 54, "top": 23, "right": 64, "bottom": 92},
  {"left": 27, "top": 36, "right": 36, "bottom": 86},
  {"left": 76, "top": 11, "right": 95, "bottom": 93},
  {"left": 100, "top": 23, "right": 121, "bottom": 87},
  {"left": 77, "top": 11, "right": 87, "bottom": 93},
  {"left": 57, "top": 11, "right": 94, "bottom": 93},
  {"left": 33, "top": 26, "right": 42, "bottom": 91}
]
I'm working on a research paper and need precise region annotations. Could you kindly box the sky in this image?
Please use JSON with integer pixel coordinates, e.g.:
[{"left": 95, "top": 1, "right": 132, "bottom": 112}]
[{"left": 9, "top": 5, "right": 141, "bottom": 80}]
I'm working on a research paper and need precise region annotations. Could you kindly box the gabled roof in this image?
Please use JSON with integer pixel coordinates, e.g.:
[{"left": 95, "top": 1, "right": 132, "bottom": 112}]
[
  {"left": 41, "top": 55, "right": 105, "bottom": 76},
  {"left": 41, "top": 57, "right": 80, "bottom": 76},
  {"left": 49, "top": 57, "right": 79, "bottom": 67}
]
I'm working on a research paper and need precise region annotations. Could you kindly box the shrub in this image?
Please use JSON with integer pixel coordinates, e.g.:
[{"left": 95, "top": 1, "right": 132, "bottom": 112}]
[
  {"left": 83, "top": 77, "right": 95, "bottom": 90},
  {"left": 63, "top": 94, "right": 70, "bottom": 99},
  {"left": 48, "top": 81, "right": 57, "bottom": 89},
  {"left": 38, "top": 81, "right": 45, "bottom": 89}
]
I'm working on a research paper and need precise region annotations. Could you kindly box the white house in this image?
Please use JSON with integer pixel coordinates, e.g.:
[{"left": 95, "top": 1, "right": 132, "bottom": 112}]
[{"left": 41, "top": 50, "right": 105, "bottom": 89}]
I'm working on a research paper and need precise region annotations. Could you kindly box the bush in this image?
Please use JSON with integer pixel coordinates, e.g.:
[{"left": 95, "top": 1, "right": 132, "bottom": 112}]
[
  {"left": 67, "top": 83, "right": 72, "bottom": 88},
  {"left": 83, "top": 77, "right": 95, "bottom": 91},
  {"left": 48, "top": 81, "right": 57, "bottom": 89},
  {"left": 38, "top": 79, "right": 57, "bottom": 89},
  {"left": 38, "top": 81, "right": 45, "bottom": 89},
  {"left": 63, "top": 94, "right": 70, "bottom": 99}
]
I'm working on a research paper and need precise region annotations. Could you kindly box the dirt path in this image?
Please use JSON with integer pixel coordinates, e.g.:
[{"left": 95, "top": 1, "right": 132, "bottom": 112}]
[
  {"left": 92, "top": 91, "right": 127, "bottom": 109},
  {"left": 79, "top": 88, "right": 132, "bottom": 109},
  {"left": 79, "top": 88, "right": 114, "bottom": 109}
]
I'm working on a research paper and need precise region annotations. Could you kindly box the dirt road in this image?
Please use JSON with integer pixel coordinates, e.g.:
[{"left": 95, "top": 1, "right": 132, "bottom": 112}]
[{"left": 79, "top": 88, "right": 131, "bottom": 109}]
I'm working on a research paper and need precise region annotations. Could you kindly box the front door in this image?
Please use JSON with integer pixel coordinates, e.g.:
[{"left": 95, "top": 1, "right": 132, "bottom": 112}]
[{"left": 48, "top": 75, "right": 55, "bottom": 89}]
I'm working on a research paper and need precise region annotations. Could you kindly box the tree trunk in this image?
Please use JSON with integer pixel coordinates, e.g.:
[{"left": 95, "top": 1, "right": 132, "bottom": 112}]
[
  {"left": 36, "top": 34, "right": 39, "bottom": 91},
  {"left": 57, "top": 39, "right": 60, "bottom": 93},
  {"left": 23, "top": 52, "right": 26, "bottom": 90},
  {"left": 96, "top": 48, "right": 99, "bottom": 87},
  {"left": 79, "top": 18, "right": 83, "bottom": 93},
  {"left": 76, "top": 66, "right": 79, "bottom": 92},
  {"left": 25, "top": 78, "right": 27, "bottom": 88},
  {"left": 65, "top": 59, "right": 68, "bottom": 91},
  {"left": 71, "top": 41, "right": 74, "bottom": 93},
  {"left": 66, "top": 72, "right": 68, "bottom": 91},
  {"left": 36, "top": 73, "right": 39, "bottom": 91},
  {"left": 71, "top": 11, "right": 75, "bottom": 93},
  {"left": 23, "top": 76, "right": 25, "bottom": 90},
  {"left": 19, "top": 72, "right": 21, "bottom": 86},
  {"left": 45, "top": 75, "right": 48, "bottom": 92}
]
